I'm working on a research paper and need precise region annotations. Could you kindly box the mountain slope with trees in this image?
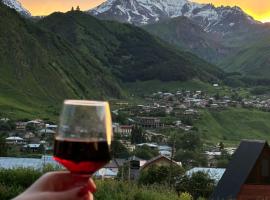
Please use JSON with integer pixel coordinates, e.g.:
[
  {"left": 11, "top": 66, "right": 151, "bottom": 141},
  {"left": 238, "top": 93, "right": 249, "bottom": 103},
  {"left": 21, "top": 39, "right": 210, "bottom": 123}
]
[
  {"left": 143, "top": 16, "right": 230, "bottom": 64},
  {"left": 0, "top": 3, "right": 123, "bottom": 118},
  {"left": 39, "top": 11, "right": 224, "bottom": 83},
  {"left": 221, "top": 34, "right": 270, "bottom": 77}
]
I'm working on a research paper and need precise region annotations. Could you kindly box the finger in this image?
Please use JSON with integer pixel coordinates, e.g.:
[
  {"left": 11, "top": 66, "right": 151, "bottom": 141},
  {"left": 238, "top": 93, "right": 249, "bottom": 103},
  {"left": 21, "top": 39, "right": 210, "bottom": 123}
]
[
  {"left": 89, "top": 192, "right": 94, "bottom": 200},
  {"left": 88, "top": 178, "right": 96, "bottom": 193},
  {"left": 30, "top": 172, "right": 91, "bottom": 192},
  {"left": 46, "top": 171, "right": 90, "bottom": 184},
  {"left": 77, "top": 180, "right": 96, "bottom": 195},
  {"left": 48, "top": 186, "right": 91, "bottom": 200}
]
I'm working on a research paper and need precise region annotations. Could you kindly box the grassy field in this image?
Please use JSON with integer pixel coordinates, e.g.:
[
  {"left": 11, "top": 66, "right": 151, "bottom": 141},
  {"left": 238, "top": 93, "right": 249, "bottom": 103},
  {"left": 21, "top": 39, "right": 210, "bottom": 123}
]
[
  {"left": 125, "top": 79, "right": 217, "bottom": 96},
  {"left": 196, "top": 108, "right": 270, "bottom": 145},
  {"left": 0, "top": 90, "right": 60, "bottom": 121},
  {"left": 0, "top": 168, "right": 181, "bottom": 200}
]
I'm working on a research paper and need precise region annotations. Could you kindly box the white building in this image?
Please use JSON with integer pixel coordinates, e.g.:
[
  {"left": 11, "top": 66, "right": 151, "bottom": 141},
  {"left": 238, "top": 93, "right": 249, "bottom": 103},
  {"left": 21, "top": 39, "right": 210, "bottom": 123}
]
[{"left": 5, "top": 137, "right": 25, "bottom": 145}]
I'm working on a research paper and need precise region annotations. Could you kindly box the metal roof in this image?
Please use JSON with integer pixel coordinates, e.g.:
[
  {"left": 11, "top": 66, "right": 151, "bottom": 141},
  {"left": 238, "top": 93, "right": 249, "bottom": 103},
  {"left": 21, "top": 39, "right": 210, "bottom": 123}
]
[
  {"left": 186, "top": 167, "right": 225, "bottom": 183},
  {"left": 94, "top": 168, "right": 117, "bottom": 177},
  {"left": 6, "top": 137, "right": 23, "bottom": 140},
  {"left": 0, "top": 156, "right": 60, "bottom": 170}
]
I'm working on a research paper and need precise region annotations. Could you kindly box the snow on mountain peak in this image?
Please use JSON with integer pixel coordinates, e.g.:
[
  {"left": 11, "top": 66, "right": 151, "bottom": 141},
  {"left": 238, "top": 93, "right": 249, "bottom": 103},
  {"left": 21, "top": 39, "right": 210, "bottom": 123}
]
[
  {"left": 89, "top": 0, "right": 260, "bottom": 34},
  {"left": 90, "top": 0, "right": 202, "bottom": 24},
  {"left": 1, "top": 0, "right": 31, "bottom": 17}
]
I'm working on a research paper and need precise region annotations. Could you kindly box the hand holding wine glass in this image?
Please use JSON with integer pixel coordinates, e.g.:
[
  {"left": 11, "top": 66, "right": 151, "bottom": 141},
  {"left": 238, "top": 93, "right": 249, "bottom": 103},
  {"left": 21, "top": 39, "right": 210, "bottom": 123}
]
[
  {"left": 14, "top": 100, "right": 110, "bottom": 200},
  {"left": 13, "top": 171, "right": 96, "bottom": 200}
]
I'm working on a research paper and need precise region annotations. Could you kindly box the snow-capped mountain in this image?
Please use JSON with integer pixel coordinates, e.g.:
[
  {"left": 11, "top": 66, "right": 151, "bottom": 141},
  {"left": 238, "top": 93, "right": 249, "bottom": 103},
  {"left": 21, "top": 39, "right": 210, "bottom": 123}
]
[
  {"left": 89, "top": 0, "right": 261, "bottom": 35},
  {"left": 1, "top": 0, "right": 31, "bottom": 17},
  {"left": 90, "top": 0, "right": 194, "bottom": 24}
]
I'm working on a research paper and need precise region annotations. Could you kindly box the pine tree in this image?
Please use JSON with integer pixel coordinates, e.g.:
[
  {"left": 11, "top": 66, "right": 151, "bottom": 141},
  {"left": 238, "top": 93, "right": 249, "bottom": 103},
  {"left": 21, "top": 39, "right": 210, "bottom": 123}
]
[
  {"left": 131, "top": 125, "right": 144, "bottom": 144},
  {"left": 71, "top": 7, "right": 74, "bottom": 12},
  {"left": 76, "top": 6, "right": 80, "bottom": 11}
]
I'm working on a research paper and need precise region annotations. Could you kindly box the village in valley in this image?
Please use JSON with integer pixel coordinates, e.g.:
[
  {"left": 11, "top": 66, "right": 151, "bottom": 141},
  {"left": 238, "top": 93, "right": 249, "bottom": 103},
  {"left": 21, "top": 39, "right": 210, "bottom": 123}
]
[
  {"left": 0, "top": 84, "right": 270, "bottom": 170},
  {"left": 1, "top": 84, "right": 270, "bottom": 184}
]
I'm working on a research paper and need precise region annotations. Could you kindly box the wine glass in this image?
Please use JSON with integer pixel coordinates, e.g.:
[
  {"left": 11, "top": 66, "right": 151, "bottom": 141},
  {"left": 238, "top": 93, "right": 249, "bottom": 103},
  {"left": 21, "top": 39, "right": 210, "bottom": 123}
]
[{"left": 53, "top": 100, "right": 113, "bottom": 174}]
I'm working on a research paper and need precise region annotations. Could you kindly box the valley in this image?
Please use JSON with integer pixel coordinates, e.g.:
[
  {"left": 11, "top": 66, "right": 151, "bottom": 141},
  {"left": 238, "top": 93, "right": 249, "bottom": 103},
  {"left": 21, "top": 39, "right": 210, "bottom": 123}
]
[{"left": 2, "top": 1, "right": 270, "bottom": 199}]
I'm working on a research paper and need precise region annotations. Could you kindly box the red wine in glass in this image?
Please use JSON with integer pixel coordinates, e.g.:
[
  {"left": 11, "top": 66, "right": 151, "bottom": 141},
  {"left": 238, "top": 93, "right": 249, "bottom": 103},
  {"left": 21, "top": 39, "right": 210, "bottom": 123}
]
[
  {"left": 53, "top": 100, "right": 113, "bottom": 175},
  {"left": 53, "top": 138, "right": 111, "bottom": 174}
]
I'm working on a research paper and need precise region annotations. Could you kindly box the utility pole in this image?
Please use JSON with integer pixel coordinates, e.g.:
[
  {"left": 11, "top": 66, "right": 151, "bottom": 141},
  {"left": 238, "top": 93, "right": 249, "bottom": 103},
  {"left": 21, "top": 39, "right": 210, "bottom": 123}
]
[
  {"left": 169, "top": 132, "right": 176, "bottom": 188},
  {"left": 43, "top": 124, "right": 48, "bottom": 169},
  {"left": 128, "top": 158, "right": 131, "bottom": 182}
]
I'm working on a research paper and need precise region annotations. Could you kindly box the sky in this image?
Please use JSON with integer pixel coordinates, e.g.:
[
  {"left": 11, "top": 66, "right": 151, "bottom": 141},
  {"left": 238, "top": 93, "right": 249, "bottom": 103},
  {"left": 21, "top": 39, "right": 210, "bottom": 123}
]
[
  {"left": 19, "top": 0, "right": 104, "bottom": 15},
  {"left": 19, "top": 0, "right": 270, "bottom": 22}
]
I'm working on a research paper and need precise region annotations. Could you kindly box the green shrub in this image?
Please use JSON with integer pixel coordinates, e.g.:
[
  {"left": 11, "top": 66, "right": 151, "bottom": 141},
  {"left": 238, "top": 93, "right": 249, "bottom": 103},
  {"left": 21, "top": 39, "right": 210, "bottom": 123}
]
[
  {"left": 0, "top": 168, "right": 181, "bottom": 200},
  {"left": 0, "top": 183, "right": 24, "bottom": 200},
  {"left": 179, "top": 192, "right": 193, "bottom": 200},
  {"left": 0, "top": 168, "right": 42, "bottom": 188},
  {"left": 95, "top": 180, "right": 180, "bottom": 200}
]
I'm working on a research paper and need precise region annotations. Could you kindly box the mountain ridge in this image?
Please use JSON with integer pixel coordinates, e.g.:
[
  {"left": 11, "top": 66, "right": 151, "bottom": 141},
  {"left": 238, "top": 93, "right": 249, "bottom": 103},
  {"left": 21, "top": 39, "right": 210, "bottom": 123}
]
[
  {"left": 89, "top": 0, "right": 261, "bottom": 37},
  {"left": 1, "top": 0, "right": 31, "bottom": 17}
]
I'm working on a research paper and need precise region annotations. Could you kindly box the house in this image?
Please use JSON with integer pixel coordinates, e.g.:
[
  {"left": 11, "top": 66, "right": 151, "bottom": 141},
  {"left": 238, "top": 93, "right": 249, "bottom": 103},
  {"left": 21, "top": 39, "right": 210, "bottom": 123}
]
[
  {"left": 211, "top": 140, "right": 270, "bottom": 200},
  {"left": 103, "top": 158, "right": 126, "bottom": 175},
  {"left": 24, "top": 132, "right": 35, "bottom": 140},
  {"left": 16, "top": 122, "right": 27, "bottom": 131},
  {"left": 26, "top": 119, "right": 45, "bottom": 129},
  {"left": 158, "top": 145, "right": 172, "bottom": 152},
  {"left": 159, "top": 150, "right": 172, "bottom": 157},
  {"left": 114, "top": 125, "right": 133, "bottom": 136},
  {"left": 204, "top": 151, "right": 222, "bottom": 167},
  {"left": 0, "top": 118, "right": 9, "bottom": 122},
  {"left": 128, "top": 156, "right": 146, "bottom": 180},
  {"left": 39, "top": 128, "right": 56, "bottom": 136},
  {"left": 94, "top": 168, "right": 118, "bottom": 179},
  {"left": 120, "top": 140, "right": 136, "bottom": 151},
  {"left": 46, "top": 124, "right": 58, "bottom": 130},
  {"left": 184, "top": 109, "right": 198, "bottom": 115},
  {"left": 140, "top": 155, "right": 180, "bottom": 171},
  {"left": 158, "top": 145, "right": 172, "bottom": 157},
  {"left": 137, "top": 117, "right": 164, "bottom": 128},
  {"left": 22, "top": 144, "right": 41, "bottom": 152},
  {"left": 5, "top": 137, "right": 25, "bottom": 145},
  {"left": 174, "top": 121, "right": 182, "bottom": 127},
  {"left": 165, "top": 106, "right": 173, "bottom": 114},
  {"left": 136, "top": 143, "right": 158, "bottom": 150}
]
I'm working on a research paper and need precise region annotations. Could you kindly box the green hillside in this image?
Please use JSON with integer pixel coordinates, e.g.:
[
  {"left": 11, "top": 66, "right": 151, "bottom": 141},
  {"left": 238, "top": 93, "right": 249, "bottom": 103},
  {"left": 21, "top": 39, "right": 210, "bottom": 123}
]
[
  {"left": 221, "top": 35, "right": 270, "bottom": 77},
  {"left": 125, "top": 79, "right": 216, "bottom": 96},
  {"left": 0, "top": 4, "right": 123, "bottom": 119},
  {"left": 143, "top": 17, "right": 229, "bottom": 64},
  {"left": 39, "top": 11, "right": 224, "bottom": 83},
  {"left": 196, "top": 108, "right": 270, "bottom": 144}
]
